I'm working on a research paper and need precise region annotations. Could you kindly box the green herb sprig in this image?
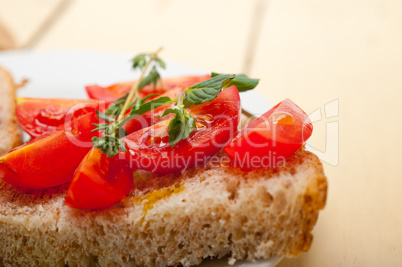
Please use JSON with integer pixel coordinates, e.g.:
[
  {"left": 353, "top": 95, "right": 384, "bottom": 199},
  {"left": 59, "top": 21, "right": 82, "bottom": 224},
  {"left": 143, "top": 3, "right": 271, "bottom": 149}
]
[
  {"left": 92, "top": 47, "right": 260, "bottom": 155},
  {"left": 92, "top": 47, "right": 167, "bottom": 157}
]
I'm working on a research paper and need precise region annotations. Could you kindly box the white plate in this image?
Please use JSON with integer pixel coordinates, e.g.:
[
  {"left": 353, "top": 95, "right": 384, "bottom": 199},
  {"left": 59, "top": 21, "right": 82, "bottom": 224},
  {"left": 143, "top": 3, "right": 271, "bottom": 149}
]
[{"left": 0, "top": 50, "right": 279, "bottom": 267}]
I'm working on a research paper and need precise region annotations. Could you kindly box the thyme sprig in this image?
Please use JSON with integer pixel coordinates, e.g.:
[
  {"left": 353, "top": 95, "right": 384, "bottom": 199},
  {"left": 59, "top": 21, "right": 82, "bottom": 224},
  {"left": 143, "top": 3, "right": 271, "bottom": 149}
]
[{"left": 92, "top": 47, "right": 166, "bottom": 157}]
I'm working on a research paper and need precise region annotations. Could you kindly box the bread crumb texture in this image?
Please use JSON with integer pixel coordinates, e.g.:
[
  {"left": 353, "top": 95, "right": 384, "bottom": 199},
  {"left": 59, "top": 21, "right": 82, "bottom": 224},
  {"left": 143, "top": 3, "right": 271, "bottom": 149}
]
[{"left": 0, "top": 149, "right": 327, "bottom": 267}]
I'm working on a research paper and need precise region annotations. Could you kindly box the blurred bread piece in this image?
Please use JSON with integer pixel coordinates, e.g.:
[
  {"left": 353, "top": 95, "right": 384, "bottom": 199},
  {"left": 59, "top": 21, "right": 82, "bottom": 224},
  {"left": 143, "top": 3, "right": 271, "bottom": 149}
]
[
  {"left": 0, "top": 149, "right": 327, "bottom": 266},
  {"left": 0, "top": 66, "right": 20, "bottom": 155},
  {"left": 0, "top": 21, "right": 16, "bottom": 50}
]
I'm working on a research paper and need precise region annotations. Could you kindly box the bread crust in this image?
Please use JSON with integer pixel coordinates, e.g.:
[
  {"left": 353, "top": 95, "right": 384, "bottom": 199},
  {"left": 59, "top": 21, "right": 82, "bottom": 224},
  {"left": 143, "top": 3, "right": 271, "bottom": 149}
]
[
  {"left": 0, "top": 149, "right": 326, "bottom": 267},
  {"left": 0, "top": 66, "right": 21, "bottom": 155}
]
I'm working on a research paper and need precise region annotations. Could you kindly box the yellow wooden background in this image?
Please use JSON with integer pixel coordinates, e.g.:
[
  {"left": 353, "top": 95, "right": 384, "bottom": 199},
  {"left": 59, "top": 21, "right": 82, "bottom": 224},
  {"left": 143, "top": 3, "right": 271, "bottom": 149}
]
[{"left": 1, "top": 0, "right": 401, "bottom": 266}]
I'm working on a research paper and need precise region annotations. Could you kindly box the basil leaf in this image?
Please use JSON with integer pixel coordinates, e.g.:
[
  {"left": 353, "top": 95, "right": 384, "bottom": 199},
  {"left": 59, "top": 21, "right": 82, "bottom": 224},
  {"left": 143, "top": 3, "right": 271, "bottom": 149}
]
[
  {"left": 183, "top": 110, "right": 195, "bottom": 140},
  {"left": 184, "top": 74, "right": 235, "bottom": 107},
  {"left": 160, "top": 105, "right": 195, "bottom": 147},
  {"left": 211, "top": 72, "right": 259, "bottom": 92}
]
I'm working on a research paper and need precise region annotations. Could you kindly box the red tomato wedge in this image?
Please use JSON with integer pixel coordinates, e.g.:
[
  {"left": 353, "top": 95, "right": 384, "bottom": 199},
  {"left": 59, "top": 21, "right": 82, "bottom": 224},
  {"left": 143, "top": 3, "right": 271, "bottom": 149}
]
[
  {"left": 122, "top": 86, "right": 241, "bottom": 173},
  {"left": 0, "top": 112, "right": 98, "bottom": 189},
  {"left": 223, "top": 99, "right": 313, "bottom": 169},
  {"left": 16, "top": 98, "right": 99, "bottom": 138},
  {"left": 65, "top": 148, "right": 133, "bottom": 210},
  {"left": 86, "top": 75, "right": 210, "bottom": 102}
]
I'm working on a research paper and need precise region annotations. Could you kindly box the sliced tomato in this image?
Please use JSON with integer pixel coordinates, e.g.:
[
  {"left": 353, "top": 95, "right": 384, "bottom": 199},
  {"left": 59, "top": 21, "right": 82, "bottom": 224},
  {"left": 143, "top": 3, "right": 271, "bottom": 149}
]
[
  {"left": 86, "top": 75, "right": 210, "bottom": 102},
  {"left": 123, "top": 85, "right": 187, "bottom": 134},
  {"left": 223, "top": 99, "right": 313, "bottom": 169},
  {"left": 65, "top": 148, "right": 133, "bottom": 210},
  {"left": 122, "top": 86, "right": 241, "bottom": 173},
  {"left": 0, "top": 112, "right": 99, "bottom": 189},
  {"left": 16, "top": 98, "right": 99, "bottom": 138},
  {"left": 16, "top": 76, "right": 210, "bottom": 138}
]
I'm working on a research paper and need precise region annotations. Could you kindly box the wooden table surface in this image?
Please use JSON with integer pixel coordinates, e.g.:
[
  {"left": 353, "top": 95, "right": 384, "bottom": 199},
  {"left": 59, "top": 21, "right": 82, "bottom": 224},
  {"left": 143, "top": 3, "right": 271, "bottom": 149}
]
[{"left": 0, "top": 1, "right": 401, "bottom": 266}]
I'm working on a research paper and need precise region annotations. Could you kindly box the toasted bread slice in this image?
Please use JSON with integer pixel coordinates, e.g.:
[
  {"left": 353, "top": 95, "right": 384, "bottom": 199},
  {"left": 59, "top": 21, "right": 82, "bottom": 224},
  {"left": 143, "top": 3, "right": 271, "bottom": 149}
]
[
  {"left": 0, "top": 149, "right": 326, "bottom": 266},
  {"left": 0, "top": 66, "right": 20, "bottom": 155}
]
